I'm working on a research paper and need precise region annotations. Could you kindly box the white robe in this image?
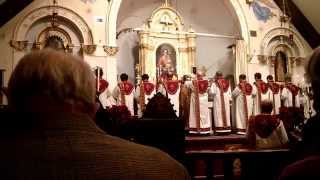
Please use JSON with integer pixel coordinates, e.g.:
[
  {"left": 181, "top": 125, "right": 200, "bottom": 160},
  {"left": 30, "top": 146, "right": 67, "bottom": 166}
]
[
  {"left": 98, "top": 89, "right": 115, "bottom": 109},
  {"left": 210, "top": 82, "right": 232, "bottom": 133},
  {"left": 134, "top": 84, "right": 156, "bottom": 118},
  {"left": 281, "top": 87, "right": 300, "bottom": 108},
  {"left": 266, "top": 88, "right": 281, "bottom": 114},
  {"left": 112, "top": 85, "right": 134, "bottom": 116},
  {"left": 158, "top": 83, "right": 180, "bottom": 117},
  {"left": 232, "top": 87, "right": 253, "bottom": 134},
  {"left": 186, "top": 81, "right": 211, "bottom": 134},
  {"left": 252, "top": 84, "right": 269, "bottom": 116}
]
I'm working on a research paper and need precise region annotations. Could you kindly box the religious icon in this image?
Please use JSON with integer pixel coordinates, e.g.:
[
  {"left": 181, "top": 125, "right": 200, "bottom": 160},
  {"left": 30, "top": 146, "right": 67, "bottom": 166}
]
[
  {"left": 156, "top": 44, "right": 176, "bottom": 82},
  {"left": 275, "top": 51, "right": 288, "bottom": 82}
]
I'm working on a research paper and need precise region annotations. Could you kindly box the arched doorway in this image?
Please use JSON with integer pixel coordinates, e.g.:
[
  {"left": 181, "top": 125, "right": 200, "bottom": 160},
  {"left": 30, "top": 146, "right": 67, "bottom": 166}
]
[{"left": 275, "top": 51, "right": 288, "bottom": 82}]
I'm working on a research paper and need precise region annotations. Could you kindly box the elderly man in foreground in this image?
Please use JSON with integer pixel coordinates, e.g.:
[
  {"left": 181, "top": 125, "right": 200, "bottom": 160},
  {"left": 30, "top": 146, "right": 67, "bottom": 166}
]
[{"left": 2, "top": 49, "right": 190, "bottom": 180}]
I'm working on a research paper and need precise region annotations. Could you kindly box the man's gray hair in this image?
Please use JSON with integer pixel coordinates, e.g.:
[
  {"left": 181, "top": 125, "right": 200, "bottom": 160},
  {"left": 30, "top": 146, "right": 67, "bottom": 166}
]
[{"left": 8, "top": 49, "right": 95, "bottom": 109}]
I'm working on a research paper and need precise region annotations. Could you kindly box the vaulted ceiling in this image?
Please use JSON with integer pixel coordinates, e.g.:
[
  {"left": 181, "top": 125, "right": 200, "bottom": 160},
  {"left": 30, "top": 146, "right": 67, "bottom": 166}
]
[
  {"left": 0, "top": 0, "right": 319, "bottom": 48},
  {"left": 293, "top": 0, "right": 320, "bottom": 34}
]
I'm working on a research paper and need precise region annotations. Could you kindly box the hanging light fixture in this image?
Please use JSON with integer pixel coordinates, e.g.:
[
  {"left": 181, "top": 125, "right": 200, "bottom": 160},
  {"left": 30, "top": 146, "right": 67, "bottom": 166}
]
[
  {"left": 50, "top": 0, "right": 59, "bottom": 28},
  {"left": 280, "top": 0, "right": 294, "bottom": 45}
]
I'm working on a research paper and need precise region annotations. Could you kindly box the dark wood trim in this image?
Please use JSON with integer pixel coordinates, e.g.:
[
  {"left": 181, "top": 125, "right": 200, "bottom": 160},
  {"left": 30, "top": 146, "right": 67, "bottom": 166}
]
[{"left": 274, "top": 0, "right": 320, "bottom": 48}]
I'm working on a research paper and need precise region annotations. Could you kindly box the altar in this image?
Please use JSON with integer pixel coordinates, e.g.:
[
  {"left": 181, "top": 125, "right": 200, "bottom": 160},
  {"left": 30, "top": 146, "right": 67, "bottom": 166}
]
[{"left": 136, "top": 2, "right": 196, "bottom": 82}]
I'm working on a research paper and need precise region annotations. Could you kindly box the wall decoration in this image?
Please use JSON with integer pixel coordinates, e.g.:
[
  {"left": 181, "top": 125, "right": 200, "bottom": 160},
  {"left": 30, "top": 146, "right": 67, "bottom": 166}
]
[
  {"left": 81, "top": 44, "right": 97, "bottom": 55},
  {"left": 80, "top": 0, "right": 96, "bottom": 4},
  {"left": 103, "top": 46, "right": 119, "bottom": 56},
  {"left": 252, "top": 0, "right": 276, "bottom": 22},
  {"left": 9, "top": 40, "right": 28, "bottom": 51}
]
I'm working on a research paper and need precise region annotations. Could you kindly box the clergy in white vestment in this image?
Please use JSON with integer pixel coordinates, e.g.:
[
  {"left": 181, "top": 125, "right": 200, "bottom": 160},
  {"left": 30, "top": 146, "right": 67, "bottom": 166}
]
[
  {"left": 266, "top": 75, "right": 281, "bottom": 114},
  {"left": 94, "top": 67, "right": 115, "bottom": 108},
  {"left": 252, "top": 73, "right": 269, "bottom": 116},
  {"left": 135, "top": 74, "right": 156, "bottom": 118},
  {"left": 232, "top": 74, "right": 253, "bottom": 134},
  {"left": 186, "top": 71, "right": 211, "bottom": 134},
  {"left": 112, "top": 73, "right": 135, "bottom": 116},
  {"left": 210, "top": 71, "right": 232, "bottom": 133},
  {"left": 281, "top": 76, "right": 300, "bottom": 108},
  {"left": 157, "top": 74, "right": 180, "bottom": 117}
]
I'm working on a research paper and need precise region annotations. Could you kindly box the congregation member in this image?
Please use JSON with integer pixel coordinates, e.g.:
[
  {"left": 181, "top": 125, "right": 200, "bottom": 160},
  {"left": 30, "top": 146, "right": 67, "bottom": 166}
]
[
  {"left": 279, "top": 48, "right": 320, "bottom": 180},
  {"left": 135, "top": 74, "right": 156, "bottom": 118},
  {"left": 112, "top": 73, "right": 135, "bottom": 116},
  {"left": 3, "top": 49, "right": 190, "bottom": 180},
  {"left": 252, "top": 73, "right": 268, "bottom": 115},
  {"left": 179, "top": 75, "right": 191, "bottom": 130},
  {"left": 247, "top": 100, "right": 288, "bottom": 149},
  {"left": 210, "top": 71, "right": 232, "bottom": 134},
  {"left": 266, "top": 75, "right": 281, "bottom": 114},
  {"left": 186, "top": 69, "right": 211, "bottom": 134},
  {"left": 232, "top": 74, "right": 253, "bottom": 134},
  {"left": 281, "top": 75, "right": 300, "bottom": 108},
  {"left": 158, "top": 73, "right": 180, "bottom": 117}
]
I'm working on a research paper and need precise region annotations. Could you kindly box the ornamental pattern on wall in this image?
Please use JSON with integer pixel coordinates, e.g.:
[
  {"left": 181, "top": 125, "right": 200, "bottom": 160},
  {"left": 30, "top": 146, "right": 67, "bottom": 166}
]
[{"left": 80, "top": 0, "right": 96, "bottom": 4}]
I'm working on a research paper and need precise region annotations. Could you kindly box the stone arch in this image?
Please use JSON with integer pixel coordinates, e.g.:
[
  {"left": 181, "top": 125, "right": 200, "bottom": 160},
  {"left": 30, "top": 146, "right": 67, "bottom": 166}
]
[
  {"left": 261, "top": 27, "right": 307, "bottom": 58},
  {"left": 108, "top": 0, "right": 250, "bottom": 47},
  {"left": 13, "top": 6, "right": 94, "bottom": 45}
]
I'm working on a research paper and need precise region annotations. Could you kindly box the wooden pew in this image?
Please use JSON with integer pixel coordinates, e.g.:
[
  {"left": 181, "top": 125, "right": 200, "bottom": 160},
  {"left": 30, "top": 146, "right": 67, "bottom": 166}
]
[{"left": 186, "top": 148, "right": 293, "bottom": 180}]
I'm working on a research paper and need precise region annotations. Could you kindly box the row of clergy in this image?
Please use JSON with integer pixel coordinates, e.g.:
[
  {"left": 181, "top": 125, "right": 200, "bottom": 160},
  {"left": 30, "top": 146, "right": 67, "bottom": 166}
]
[{"left": 95, "top": 69, "right": 302, "bottom": 135}]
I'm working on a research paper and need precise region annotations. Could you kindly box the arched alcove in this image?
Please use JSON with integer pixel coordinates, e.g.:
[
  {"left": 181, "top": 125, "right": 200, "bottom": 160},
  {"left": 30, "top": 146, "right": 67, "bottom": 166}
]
[
  {"left": 115, "top": 0, "right": 243, "bottom": 81},
  {"left": 275, "top": 51, "right": 288, "bottom": 82},
  {"left": 11, "top": 5, "right": 94, "bottom": 67}
]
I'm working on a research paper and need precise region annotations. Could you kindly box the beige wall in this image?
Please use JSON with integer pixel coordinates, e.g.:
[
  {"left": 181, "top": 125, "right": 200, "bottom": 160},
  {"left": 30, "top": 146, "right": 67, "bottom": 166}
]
[{"left": 0, "top": 0, "right": 313, "bottom": 91}]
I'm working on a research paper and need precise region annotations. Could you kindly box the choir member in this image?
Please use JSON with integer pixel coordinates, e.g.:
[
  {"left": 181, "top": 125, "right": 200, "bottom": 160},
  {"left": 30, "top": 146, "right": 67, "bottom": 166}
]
[
  {"left": 252, "top": 73, "right": 269, "bottom": 115},
  {"left": 158, "top": 73, "right": 180, "bottom": 117},
  {"left": 266, "top": 75, "right": 281, "bottom": 114},
  {"left": 135, "top": 74, "right": 156, "bottom": 118},
  {"left": 210, "top": 71, "right": 232, "bottom": 133},
  {"left": 281, "top": 76, "right": 300, "bottom": 108},
  {"left": 186, "top": 69, "right": 212, "bottom": 134},
  {"left": 112, "top": 73, "right": 135, "bottom": 116},
  {"left": 232, "top": 74, "right": 253, "bottom": 134}
]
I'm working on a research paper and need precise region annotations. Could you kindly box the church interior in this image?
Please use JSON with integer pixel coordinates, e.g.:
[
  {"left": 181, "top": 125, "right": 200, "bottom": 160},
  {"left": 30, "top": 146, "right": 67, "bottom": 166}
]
[{"left": 0, "top": 0, "right": 320, "bottom": 179}]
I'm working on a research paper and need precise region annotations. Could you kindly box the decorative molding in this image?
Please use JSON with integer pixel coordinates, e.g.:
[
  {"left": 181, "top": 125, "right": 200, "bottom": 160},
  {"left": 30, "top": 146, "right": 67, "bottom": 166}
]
[
  {"left": 139, "top": 44, "right": 154, "bottom": 50},
  {"left": 268, "top": 56, "right": 276, "bottom": 66},
  {"left": 66, "top": 44, "right": 74, "bottom": 53},
  {"left": 81, "top": 44, "right": 96, "bottom": 55},
  {"left": 32, "top": 42, "right": 41, "bottom": 51},
  {"left": 9, "top": 40, "right": 28, "bottom": 51},
  {"left": 260, "top": 27, "right": 307, "bottom": 58},
  {"left": 188, "top": 47, "right": 196, "bottom": 52},
  {"left": 13, "top": 6, "right": 94, "bottom": 45},
  {"left": 178, "top": 47, "right": 188, "bottom": 52},
  {"left": 178, "top": 47, "right": 196, "bottom": 53},
  {"left": 289, "top": 57, "right": 296, "bottom": 65},
  {"left": 257, "top": 55, "right": 267, "bottom": 65},
  {"left": 295, "top": 57, "right": 304, "bottom": 66},
  {"left": 103, "top": 46, "right": 119, "bottom": 56}
]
